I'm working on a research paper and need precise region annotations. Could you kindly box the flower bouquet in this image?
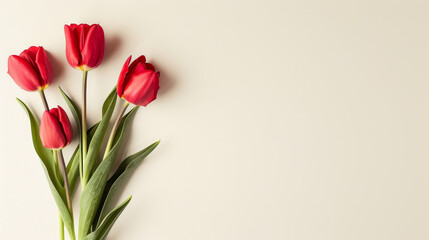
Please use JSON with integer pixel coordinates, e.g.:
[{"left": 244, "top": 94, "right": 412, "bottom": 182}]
[{"left": 8, "top": 23, "right": 160, "bottom": 240}]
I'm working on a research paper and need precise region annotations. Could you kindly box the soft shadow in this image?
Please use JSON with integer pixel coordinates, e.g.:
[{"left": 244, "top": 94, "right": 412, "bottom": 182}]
[
  {"left": 104, "top": 35, "right": 122, "bottom": 63},
  {"left": 46, "top": 51, "right": 65, "bottom": 80},
  {"left": 150, "top": 60, "right": 175, "bottom": 96}
]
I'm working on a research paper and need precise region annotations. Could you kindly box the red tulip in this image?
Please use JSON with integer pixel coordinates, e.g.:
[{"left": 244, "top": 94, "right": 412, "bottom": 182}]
[
  {"left": 64, "top": 23, "right": 105, "bottom": 71},
  {"left": 7, "top": 46, "right": 53, "bottom": 92},
  {"left": 40, "top": 106, "right": 73, "bottom": 150},
  {"left": 117, "top": 55, "right": 160, "bottom": 106}
]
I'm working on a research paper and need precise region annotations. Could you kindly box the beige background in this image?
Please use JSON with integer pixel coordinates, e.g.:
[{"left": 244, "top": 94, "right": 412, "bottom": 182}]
[{"left": 1, "top": 0, "right": 429, "bottom": 239}]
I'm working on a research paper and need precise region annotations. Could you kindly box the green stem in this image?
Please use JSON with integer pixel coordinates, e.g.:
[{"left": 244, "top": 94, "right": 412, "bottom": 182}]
[
  {"left": 41, "top": 90, "right": 66, "bottom": 239},
  {"left": 103, "top": 102, "right": 130, "bottom": 159},
  {"left": 81, "top": 70, "right": 88, "bottom": 188},
  {"left": 55, "top": 150, "right": 75, "bottom": 240},
  {"left": 39, "top": 89, "right": 50, "bottom": 111},
  {"left": 53, "top": 151, "right": 64, "bottom": 240},
  {"left": 53, "top": 150, "right": 61, "bottom": 182},
  {"left": 59, "top": 215, "right": 64, "bottom": 240},
  {"left": 57, "top": 150, "right": 73, "bottom": 215}
]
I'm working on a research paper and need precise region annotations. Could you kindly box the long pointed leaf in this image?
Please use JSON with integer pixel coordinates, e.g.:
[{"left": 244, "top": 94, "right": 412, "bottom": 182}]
[
  {"left": 18, "top": 99, "right": 75, "bottom": 240},
  {"left": 83, "top": 87, "right": 117, "bottom": 185},
  {"left": 59, "top": 87, "right": 82, "bottom": 133},
  {"left": 67, "top": 123, "right": 100, "bottom": 197},
  {"left": 96, "top": 141, "right": 159, "bottom": 226},
  {"left": 60, "top": 86, "right": 84, "bottom": 189},
  {"left": 17, "top": 99, "right": 55, "bottom": 180},
  {"left": 91, "top": 107, "right": 139, "bottom": 227},
  {"left": 66, "top": 145, "right": 80, "bottom": 197},
  {"left": 17, "top": 99, "right": 62, "bottom": 193},
  {"left": 61, "top": 87, "right": 115, "bottom": 188},
  {"left": 78, "top": 103, "right": 136, "bottom": 239},
  {"left": 84, "top": 196, "right": 132, "bottom": 240}
]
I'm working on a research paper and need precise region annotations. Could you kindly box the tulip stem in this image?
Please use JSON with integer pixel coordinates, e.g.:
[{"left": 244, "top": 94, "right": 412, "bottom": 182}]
[
  {"left": 53, "top": 151, "right": 65, "bottom": 240},
  {"left": 81, "top": 70, "right": 88, "bottom": 188},
  {"left": 39, "top": 89, "right": 50, "bottom": 111},
  {"left": 57, "top": 150, "right": 73, "bottom": 215},
  {"left": 103, "top": 102, "right": 130, "bottom": 158},
  {"left": 59, "top": 215, "right": 64, "bottom": 240},
  {"left": 55, "top": 149, "right": 75, "bottom": 240},
  {"left": 41, "top": 91, "right": 65, "bottom": 239},
  {"left": 53, "top": 149, "right": 61, "bottom": 183}
]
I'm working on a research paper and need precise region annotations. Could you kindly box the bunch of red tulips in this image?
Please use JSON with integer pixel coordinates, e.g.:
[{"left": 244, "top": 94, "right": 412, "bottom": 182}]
[{"left": 8, "top": 23, "right": 161, "bottom": 240}]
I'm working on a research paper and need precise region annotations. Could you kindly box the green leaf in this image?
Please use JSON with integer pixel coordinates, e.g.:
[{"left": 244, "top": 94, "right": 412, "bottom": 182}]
[
  {"left": 60, "top": 86, "right": 85, "bottom": 188},
  {"left": 60, "top": 87, "right": 103, "bottom": 197},
  {"left": 41, "top": 162, "right": 76, "bottom": 240},
  {"left": 102, "top": 88, "right": 116, "bottom": 116},
  {"left": 84, "top": 196, "right": 132, "bottom": 240},
  {"left": 67, "top": 123, "right": 100, "bottom": 197},
  {"left": 96, "top": 141, "right": 160, "bottom": 227},
  {"left": 17, "top": 99, "right": 60, "bottom": 191},
  {"left": 83, "top": 87, "right": 117, "bottom": 185},
  {"left": 17, "top": 99, "right": 54, "bottom": 174},
  {"left": 67, "top": 145, "right": 80, "bottom": 197},
  {"left": 59, "top": 87, "right": 82, "bottom": 133},
  {"left": 112, "top": 105, "right": 137, "bottom": 148},
  {"left": 78, "top": 102, "right": 136, "bottom": 239},
  {"left": 61, "top": 87, "right": 115, "bottom": 189},
  {"left": 18, "top": 99, "right": 76, "bottom": 240}
]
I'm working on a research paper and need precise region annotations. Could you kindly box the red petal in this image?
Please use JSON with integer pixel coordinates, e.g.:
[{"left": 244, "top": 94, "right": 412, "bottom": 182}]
[
  {"left": 139, "top": 85, "right": 159, "bottom": 106},
  {"left": 35, "top": 47, "right": 53, "bottom": 87},
  {"left": 123, "top": 70, "right": 160, "bottom": 106},
  {"left": 117, "top": 55, "right": 132, "bottom": 97},
  {"left": 128, "top": 55, "right": 146, "bottom": 73},
  {"left": 49, "top": 107, "right": 60, "bottom": 118},
  {"left": 144, "top": 63, "right": 156, "bottom": 71},
  {"left": 57, "top": 106, "right": 73, "bottom": 145},
  {"left": 81, "top": 24, "right": 104, "bottom": 69},
  {"left": 64, "top": 25, "right": 81, "bottom": 68},
  {"left": 40, "top": 110, "right": 67, "bottom": 149},
  {"left": 131, "top": 62, "right": 146, "bottom": 75},
  {"left": 18, "top": 47, "right": 46, "bottom": 87},
  {"left": 69, "top": 23, "right": 79, "bottom": 30},
  {"left": 20, "top": 46, "right": 38, "bottom": 61},
  {"left": 7, "top": 55, "right": 41, "bottom": 91},
  {"left": 19, "top": 47, "right": 38, "bottom": 73},
  {"left": 74, "top": 24, "right": 90, "bottom": 51}
]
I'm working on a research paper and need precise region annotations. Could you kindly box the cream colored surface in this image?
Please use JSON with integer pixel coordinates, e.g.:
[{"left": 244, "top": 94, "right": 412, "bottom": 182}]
[{"left": 1, "top": 0, "right": 429, "bottom": 239}]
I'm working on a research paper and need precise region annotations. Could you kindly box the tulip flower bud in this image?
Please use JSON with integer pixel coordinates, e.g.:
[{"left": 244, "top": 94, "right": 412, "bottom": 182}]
[
  {"left": 64, "top": 23, "right": 105, "bottom": 71},
  {"left": 40, "top": 106, "right": 73, "bottom": 150},
  {"left": 117, "top": 55, "right": 160, "bottom": 106},
  {"left": 7, "top": 46, "right": 53, "bottom": 92}
]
